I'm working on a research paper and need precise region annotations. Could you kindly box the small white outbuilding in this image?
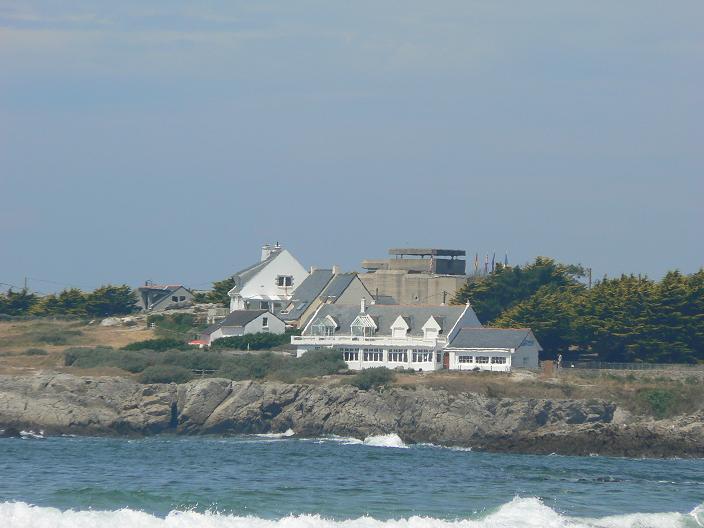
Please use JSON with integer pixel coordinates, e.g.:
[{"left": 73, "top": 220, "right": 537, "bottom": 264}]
[{"left": 201, "top": 309, "right": 285, "bottom": 346}]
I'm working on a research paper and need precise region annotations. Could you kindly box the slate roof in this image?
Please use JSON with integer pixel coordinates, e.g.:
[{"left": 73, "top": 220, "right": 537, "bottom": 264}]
[
  {"left": 280, "top": 269, "right": 334, "bottom": 321},
  {"left": 202, "top": 309, "right": 270, "bottom": 336},
  {"left": 320, "top": 273, "right": 357, "bottom": 299},
  {"left": 304, "top": 304, "right": 481, "bottom": 337},
  {"left": 229, "top": 251, "right": 282, "bottom": 294},
  {"left": 448, "top": 328, "right": 538, "bottom": 350}
]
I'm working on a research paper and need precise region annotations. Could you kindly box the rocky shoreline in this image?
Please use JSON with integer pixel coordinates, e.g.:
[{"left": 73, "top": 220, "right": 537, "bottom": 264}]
[{"left": 1, "top": 373, "right": 702, "bottom": 458}]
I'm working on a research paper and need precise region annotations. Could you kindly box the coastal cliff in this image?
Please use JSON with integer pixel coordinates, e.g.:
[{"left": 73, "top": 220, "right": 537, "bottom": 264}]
[{"left": 1, "top": 373, "right": 702, "bottom": 457}]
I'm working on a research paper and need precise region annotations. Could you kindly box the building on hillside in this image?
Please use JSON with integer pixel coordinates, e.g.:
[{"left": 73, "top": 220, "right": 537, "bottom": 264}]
[
  {"left": 201, "top": 309, "right": 285, "bottom": 346},
  {"left": 280, "top": 266, "right": 373, "bottom": 328},
  {"left": 444, "top": 328, "right": 541, "bottom": 371},
  {"left": 227, "top": 243, "right": 309, "bottom": 313},
  {"left": 292, "top": 299, "right": 481, "bottom": 371},
  {"left": 136, "top": 283, "right": 194, "bottom": 311},
  {"left": 359, "top": 248, "right": 470, "bottom": 305}
]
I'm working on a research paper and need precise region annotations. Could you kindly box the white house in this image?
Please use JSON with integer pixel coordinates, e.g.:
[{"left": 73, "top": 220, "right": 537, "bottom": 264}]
[
  {"left": 445, "top": 327, "right": 541, "bottom": 372},
  {"left": 201, "top": 309, "right": 286, "bottom": 346},
  {"left": 228, "top": 243, "right": 309, "bottom": 313},
  {"left": 292, "top": 300, "right": 482, "bottom": 371}
]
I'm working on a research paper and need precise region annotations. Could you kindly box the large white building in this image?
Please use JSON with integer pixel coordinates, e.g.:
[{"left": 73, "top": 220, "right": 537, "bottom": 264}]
[
  {"left": 228, "top": 243, "right": 309, "bottom": 313},
  {"left": 293, "top": 300, "right": 482, "bottom": 371},
  {"left": 293, "top": 300, "right": 541, "bottom": 372}
]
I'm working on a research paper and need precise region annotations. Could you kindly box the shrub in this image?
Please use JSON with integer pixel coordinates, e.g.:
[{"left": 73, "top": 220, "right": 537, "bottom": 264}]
[
  {"left": 139, "top": 365, "right": 193, "bottom": 384},
  {"left": 122, "top": 338, "right": 189, "bottom": 352},
  {"left": 638, "top": 388, "right": 676, "bottom": 419},
  {"left": 162, "top": 350, "right": 224, "bottom": 371},
  {"left": 348, "top": 367, "right": 395, "bottom": 390},
  {"left": 147, "top": 313, "right": 201, "bottom": 339},
  {"left": 272, "top": 349, "right": 347, "bottom": 382},
  {"left": 217, "top": 352, "right": 285, "bottom": 380},
  {"left": 23, "top": 348, "right": 49, "bottom": 356},
  {"left": 211, "top": 332, "right": 289, "bottom": 351},
  {"left": 35, "top": 329, "right": 83, "bottom": 345},
  {"left": 64, "top": 347, "right": 151, "bottom": 373}
]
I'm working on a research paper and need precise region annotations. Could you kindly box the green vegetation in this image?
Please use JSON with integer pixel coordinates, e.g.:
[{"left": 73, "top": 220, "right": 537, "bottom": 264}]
[
  {"left": 348, "top": 367, "right": 395, "bottom": 390},
  {"left": 34, "top": 328, "right": 83, "bottom": 345},
  {"left": 147, "top": 313, "right": 204, "bottom": 340},
  {"left": 63, "top": 346, "right": 346, "bottom": 384},
  {"left": 203, "top": 277, "right": 237, "bottom": 305},
  {"left": 139, "top": 365, "right": 193, "bottom": 384},
  {"left": 122, "top": 338, "right": 190, "bottom": 352},
  {"left": 23, "top": 348, "right": 48, "bottom": 356},
  {"left": 210, "top": 332, "right": 292, "bottom": 351},
  {"left": 637, "top": 388, "right": 676, "bottom": 419},
  {"left": 454, "top": 258, "right": 704, "bottom": 363},
  {"left": 0, "top": 285, "right": 137, "bottom": 318}
]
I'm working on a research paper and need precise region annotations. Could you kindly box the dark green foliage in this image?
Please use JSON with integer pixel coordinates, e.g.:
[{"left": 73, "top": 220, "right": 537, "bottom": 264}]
[
  {"left": 637, "top": 388, "right": 676, "bottom": 419},
  {"left": 34, "top": 328, "right": 83, "bottom": 345},
  {"left": 64, "top": 347, "right": 152, "bottom": 373},
  {"left": 162, "top": 350, "right": 224, "bottom": 371},
  {"left": 0, "top": 285, "right": 136, "bottom": 317},
  {"left": 348, "top": 367, "right": 395, "bottom": 390},
  {"left": 216, "top": 349, "right": 346, "bottom": 382},
  {"left": 453, "top": 257, "right": 584, "bottom": 322},
  {"left": 139, "top": 365, "right": 193, "bottom": 384},
  {"left": 207, "top": 277, "right": 237, "bottom": 306},
  {"left": 462, "top": 262, "right": 704, "bottom": 364},
  {"left": 23, "top": 348, "right": 48, "bottom": 356},
  {"left": 122, "top": 338, "right": 190, "bottom": 352},
  {"left": 147, "top": 313, "right": 202, "bottom": 340},
  {"left": 211, "top": 332, "right": 290, "bottom": 351}
]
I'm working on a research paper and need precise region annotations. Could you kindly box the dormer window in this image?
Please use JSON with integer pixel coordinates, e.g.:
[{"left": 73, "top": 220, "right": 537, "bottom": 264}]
[
  {"left": 422, "top": 316, "right": 442, "bottom": 340},
  {"left": 311, "top": 315, "right": 338, "bottom": 336},
  {"left": 390, "top": 315, "right": 410, "bottom": 338},
  {"left": 351, "top": 314, "right": 377, "bottom": 337}
]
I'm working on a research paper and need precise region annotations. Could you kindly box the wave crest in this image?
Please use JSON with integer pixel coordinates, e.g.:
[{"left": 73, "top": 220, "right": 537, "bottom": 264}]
[{"left": 2, "top": 498, "right": 699, "bottom": 528}]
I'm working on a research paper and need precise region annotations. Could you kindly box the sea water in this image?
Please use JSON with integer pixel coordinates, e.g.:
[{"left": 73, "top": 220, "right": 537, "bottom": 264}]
[{"left": 1, "top": 434, "right": 703, "bottom": 527}]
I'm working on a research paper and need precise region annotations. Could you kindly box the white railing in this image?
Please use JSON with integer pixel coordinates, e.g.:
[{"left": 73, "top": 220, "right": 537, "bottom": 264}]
[{"left": 291, "top": 335, "right": 446, "bottom": 348}]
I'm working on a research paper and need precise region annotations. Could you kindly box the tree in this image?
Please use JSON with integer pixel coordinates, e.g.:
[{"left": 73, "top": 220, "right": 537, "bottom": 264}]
[
  {"left": 85, "top": 285, "right": 137, "bottom": 317},
  {"left": 207, "top": 276, "right": 236, "bottom": 306},
  {"left": 0, "top": 289, "right": 40, "bottom": 315}
]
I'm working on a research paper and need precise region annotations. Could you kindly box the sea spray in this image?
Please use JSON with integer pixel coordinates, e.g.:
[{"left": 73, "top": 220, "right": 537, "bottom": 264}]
[{"left": 2, "top": 498, "right": 700, "bottom": 528}]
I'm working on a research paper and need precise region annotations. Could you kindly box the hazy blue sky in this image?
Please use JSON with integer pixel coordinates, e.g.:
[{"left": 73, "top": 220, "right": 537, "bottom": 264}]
[{"left": 1, "top": 1, "right": 702, "bottom": 293}]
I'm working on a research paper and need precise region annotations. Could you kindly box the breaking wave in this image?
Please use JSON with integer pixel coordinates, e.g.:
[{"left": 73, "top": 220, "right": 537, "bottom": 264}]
[
  {"left": 363, "top": 434, "right": 408, "bottom": 449},
  {"left": 254, "top": 429, "right": 296, "bottom": 439},
  {"left": 2, "top": 498, "right": 702, "bottom": 528}
]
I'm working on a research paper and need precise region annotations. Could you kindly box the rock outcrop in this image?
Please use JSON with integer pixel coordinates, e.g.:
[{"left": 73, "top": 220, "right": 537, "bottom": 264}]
[{"left": 0, "top": 373, "right": 702, "bottom": 457}]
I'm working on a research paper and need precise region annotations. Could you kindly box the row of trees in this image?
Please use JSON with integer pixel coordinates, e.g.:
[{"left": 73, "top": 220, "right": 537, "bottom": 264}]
[
  {"left": 0, "top": 285, "right": 137, "bottom": 318},
  {"left": 453, "top": 258, "right": 704, "bottom": 364}
]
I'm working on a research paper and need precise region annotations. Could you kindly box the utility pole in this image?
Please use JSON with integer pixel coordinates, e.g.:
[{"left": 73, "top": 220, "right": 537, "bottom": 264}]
[
  {"left": 442, "top": 290, "right": 447, "bottom": 305},
  {"left": 587, "top": 268, "right": 592, "bottom": 289},
  {"left": 24, "top": 277, "right": 28, "bottom": 291}
]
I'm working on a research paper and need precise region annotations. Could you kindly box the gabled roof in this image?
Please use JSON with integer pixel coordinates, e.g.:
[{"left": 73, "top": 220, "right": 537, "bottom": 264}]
[
  {"left": 448, "top": 327, "right": 538, "bottom": 350},
  {"left": 281, "top": 269, "right": 334, "bottom": 321},
  {"left": 228, "top": 252, "right": 283, "bottom": 295},
  {"left": 320, "top": 273, "right": 357, "bottom": 299},
  {"left": 220, "top": 309, "right": 269, "bottom": 327},
  {"left": 304, "top": 304, "right": 481, "bottom": 337}
]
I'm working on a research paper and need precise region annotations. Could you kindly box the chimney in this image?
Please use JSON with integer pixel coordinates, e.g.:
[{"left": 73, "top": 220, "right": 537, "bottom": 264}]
[
  {"left": 310, "top": 266, "right": 317, "bottom": 273},
  {"left": 261, "top": 244, "right": 272, "bottom": 262},
  {"left": 332, "top": 265, "right": 340, "bottom": 275},
  {"left": 360, "top": 297, "right": 366, "bottom": 313}
]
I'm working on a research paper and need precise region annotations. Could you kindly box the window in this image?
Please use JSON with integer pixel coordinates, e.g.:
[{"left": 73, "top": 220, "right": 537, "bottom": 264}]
[
  {"left": 343, "top": 349, "right": 359, "bottom": 361},
  {"left": 491, "top": 357, "right": 507, "bottom": 364},
  {"left": 412, "top": 350, "right": 433, "bottom": 362},
  {"left": 179, "top": 296, "right": 186, "bottom": 302},
  {"left": 476, "top": 356, "right": 489, "bottom": 364},
  {"left": 351, "top": 314, "right": 376, "bottom": 337},
  {"left": 276, "top": 275, "right": 293, "bottom": 287},
  {"left": 388, "top": 351, "right": 408, "bottom": 362},
  {"left": 311, "top": 316, "right": 337, "bottom": 337},
  {"left": 171, "top": 296, "right": 178, "bottom": 302},
  {"left": 260, "top": 301, "right": 269, "bottom": 310},
  {"left": 262, "top": 317, "right": 268, "bottom": 328},
  {"left": 436, "top": 353, "right": 442, "bottom": 363},
  {"left": 458, "top": 355, "right": 473, "bottom": 363},
  {"left": 363, "top": 349, "right": 383, "bottom": 362}
]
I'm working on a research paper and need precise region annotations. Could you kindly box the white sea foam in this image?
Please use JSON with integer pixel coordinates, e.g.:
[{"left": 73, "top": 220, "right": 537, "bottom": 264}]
[
  {"left": 19, "top": 430, "right": 44, "bottom": 439},
  {"left": 2, "top": 498, "right": 700, "bottom": 528},
  {"left": 255, "top": 429, "right": 295, "bottom": 439},
  {"left": 363, "top": 434, "right": 408, "bottom": 449}
]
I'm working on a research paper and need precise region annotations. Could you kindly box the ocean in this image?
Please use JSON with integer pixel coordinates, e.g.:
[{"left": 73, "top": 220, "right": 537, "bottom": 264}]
[{"left": 1, "top": 433, "right": 702, "bottom": 527}]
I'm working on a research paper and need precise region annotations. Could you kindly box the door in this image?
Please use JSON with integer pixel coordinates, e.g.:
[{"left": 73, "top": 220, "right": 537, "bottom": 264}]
[{"left": 443, "top": 352, "right": 450, "bottom": 369}]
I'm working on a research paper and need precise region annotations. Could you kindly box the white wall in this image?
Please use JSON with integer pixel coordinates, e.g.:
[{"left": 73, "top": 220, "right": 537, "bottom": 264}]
[
  {"left": 243, "top": 312, "right": 286, "bottom": 335},
  {"left": 296, "top": 345, "right": 443, "bottom": 372},
  {"left": 238, "top": 250, "right": 309, "bottom": 303},
  {"left": 447, "top": 349, "right": 512, "bottom": 372}
]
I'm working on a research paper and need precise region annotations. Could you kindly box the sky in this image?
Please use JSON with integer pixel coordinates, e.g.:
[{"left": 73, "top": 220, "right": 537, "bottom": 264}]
[{"left": 1, "top": 1, "right": 702, "bottom": 293}]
